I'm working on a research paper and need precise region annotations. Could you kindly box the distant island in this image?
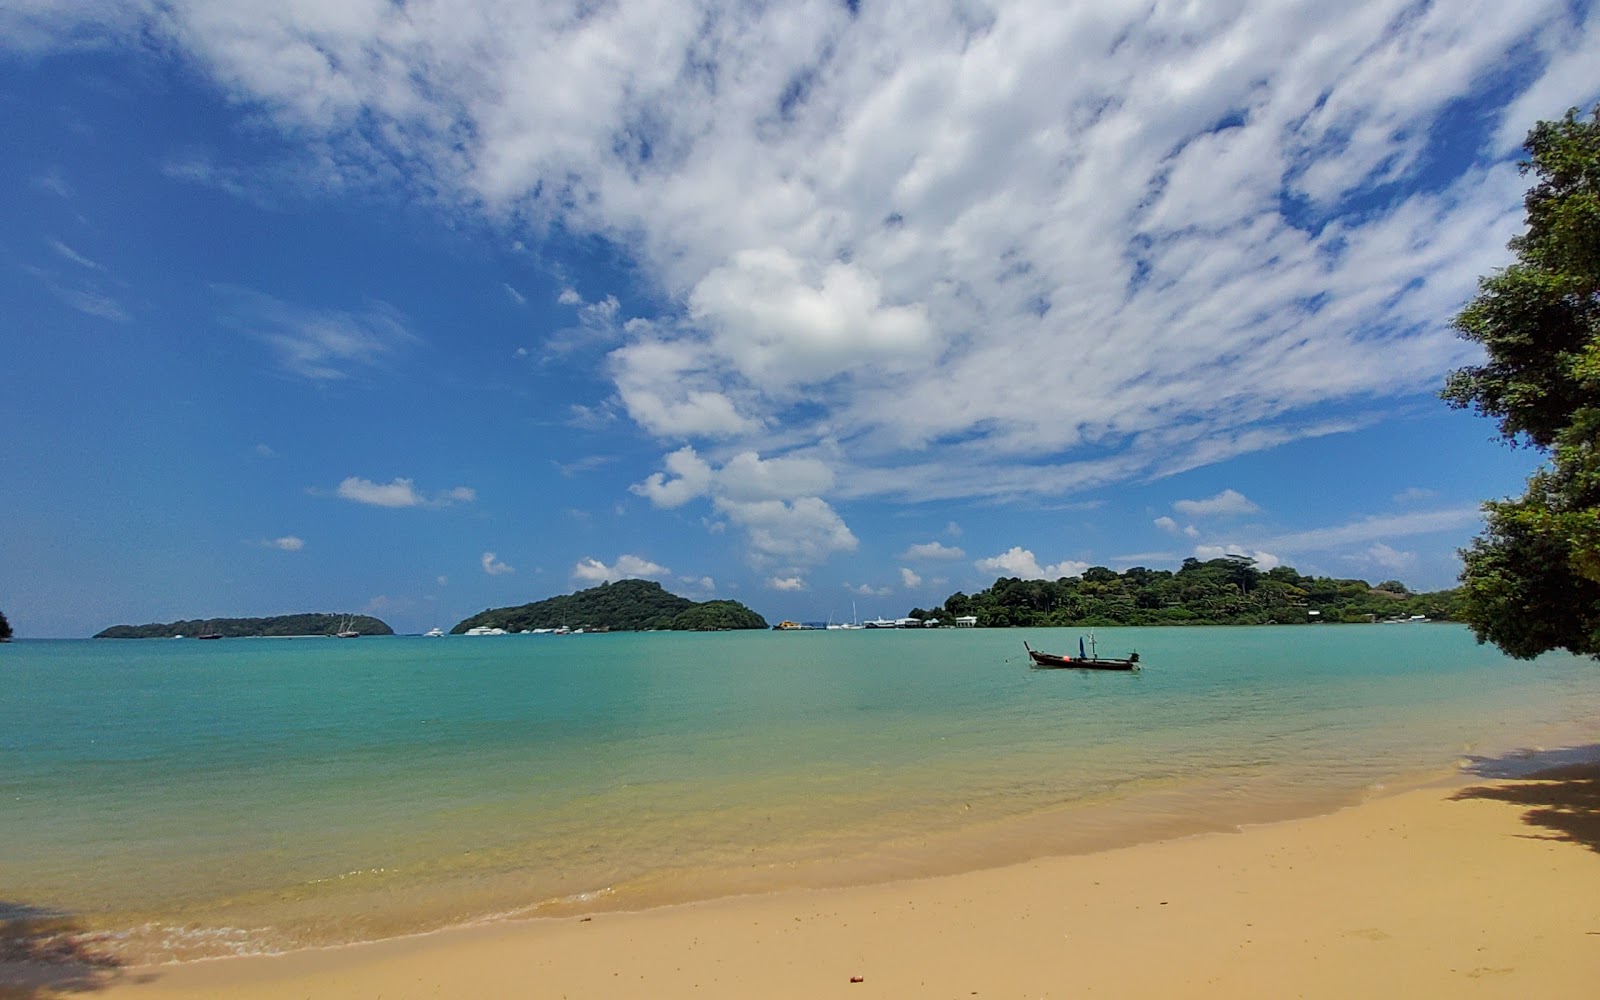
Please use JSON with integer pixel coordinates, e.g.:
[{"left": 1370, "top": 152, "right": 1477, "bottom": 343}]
[
  {"left": 95, "top": 613, "right": 395, "bottom": 639},
  {"left": 917, "top": 557, "right": 1462, "bottom": 627},
  {"left": 452, "top": 579, "right": 768, "bottom": 633}
]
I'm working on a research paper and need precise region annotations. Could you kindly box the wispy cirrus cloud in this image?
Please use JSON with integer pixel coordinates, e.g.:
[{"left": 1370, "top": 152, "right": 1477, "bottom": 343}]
[
  {"left": 214, "top": 285, "right": 419, "bottom": 381},
  {"left": 16, "top": 0, "right": 1598, "bottom": 537},
  {"left": 1257, "top": 508, "right": 1484, "bottom": 553}
]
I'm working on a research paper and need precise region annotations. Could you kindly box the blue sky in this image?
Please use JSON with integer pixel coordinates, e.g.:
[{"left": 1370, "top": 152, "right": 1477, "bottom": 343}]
[{"left": 3, "top": 1, "right": 1597, "bottom": 637}]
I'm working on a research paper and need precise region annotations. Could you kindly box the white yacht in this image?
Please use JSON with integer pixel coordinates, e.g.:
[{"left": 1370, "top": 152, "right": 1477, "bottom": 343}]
[{"left": 424, "top": 627, "right": 445, "bottom": 637}]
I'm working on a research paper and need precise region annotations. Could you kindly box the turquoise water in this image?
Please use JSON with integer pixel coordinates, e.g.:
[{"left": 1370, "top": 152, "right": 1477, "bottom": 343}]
[{"left": 3, "top": 626, "right": 1597, "bottom": 962}]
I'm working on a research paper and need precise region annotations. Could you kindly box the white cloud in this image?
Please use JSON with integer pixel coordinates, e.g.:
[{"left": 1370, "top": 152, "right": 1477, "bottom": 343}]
[
  {"left": 503, "top": 283, "right": 526, "bottom": 306},
  {"left": 633, "top": 447, "right": 853, "bottom": 568},
  {"left": 716, "top": 496, "right": 858, "bottom": 568},
  {"left": 482, "top": 551, "right": 515, "bottom": 575},
  {"left": 1153, "top": 516, "right": 1179, "bottom": 534},
  {"left": 267, "top": 535, "right": 303, "bottom": 552},
  {"left": 214, "top": 285, "right": 419, "bottom": 381},
  {"left": 1260, "top": 508, "right": 1483, "bottom": 552},
  {"left": 335, "top": 476, "right": 476, "bottom": 509},
  {"left": 339, "top": 477, "right": 423, "bottom": 508},
  {"left": 974, "top": 547, "right": 1089, "bottom": 581},
  {"left": 571, "top": 554, "right": 670, "bottom": 584},
  {"left": 436, "top": 575, "right": 449, "bottom": 587},
  {"left": 1393, "top": 487, "right": 1438, "bottom": 503},
  {"left": 899, "top": 567, "right": 922, "bottom": 588},
  {"left": 1173, "top": 490, "right": 1260, "bottom": 518},
  {"left": 254, "top": 443, "right": 276, "bottom": 458},
  {"left": 24, "top": 1, "right": 1584, "bottom": 506},
  {"left": 900, "top": 541, "right": 965, "bottom": 561},
  {"left": 848, "top": 582, "right": 894, "bottom": 597},
  {"left": 1184, "top": 525, "right": 1201, "bottom": 539},
  {"left": 631, "top": 446, "right": 715, "bottom": 508},
  {"left": 1350, "top": 542, "right": 1418, "bottom": 574},
  {"left": 1193, "top": 545, "right": 1282, "bottom": 571},
  {"left": 48, "top": 238, "right": 102, "bottom": 270},
  {"left": 767, "top": 576, "right": 807, "bottom": 591}
]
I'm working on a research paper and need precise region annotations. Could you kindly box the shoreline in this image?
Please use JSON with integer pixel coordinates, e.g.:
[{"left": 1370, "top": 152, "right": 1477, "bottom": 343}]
[{"left": 10, "top": 746, "right": 1600, "bottom": 999}]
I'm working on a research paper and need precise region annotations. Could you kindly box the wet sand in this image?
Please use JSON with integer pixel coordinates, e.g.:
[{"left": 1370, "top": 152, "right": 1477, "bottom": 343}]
[{"left": 9, "top": 759, "right": 1600, "bottom": 999}]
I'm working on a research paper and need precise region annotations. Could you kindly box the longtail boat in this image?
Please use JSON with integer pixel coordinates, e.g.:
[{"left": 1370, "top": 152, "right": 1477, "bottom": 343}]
[{"left": 1023, "top": 638, "right": 1140, "bottom": 671}]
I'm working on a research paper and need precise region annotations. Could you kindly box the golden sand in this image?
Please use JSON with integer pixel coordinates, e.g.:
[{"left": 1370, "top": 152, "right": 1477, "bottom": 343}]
[{"left": 8, "top": 764, "right": 1600, "bottom": 999}]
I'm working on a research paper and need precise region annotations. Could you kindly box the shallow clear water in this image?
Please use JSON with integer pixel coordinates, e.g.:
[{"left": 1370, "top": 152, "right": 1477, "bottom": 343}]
[{"left": 3, "top": 626, "right": 1597, "bottom": 962}]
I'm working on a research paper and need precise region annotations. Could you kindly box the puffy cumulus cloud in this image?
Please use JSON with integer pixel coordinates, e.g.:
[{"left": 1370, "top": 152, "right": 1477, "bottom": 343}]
[
  {"left": 634, "top": 447, "right": 851, "bottom": 568},
  {"left": 336, "top": 476, "right": 476, "bottom": 509},
  {"left": 481, "top": 551, "right": 515, "bottom": 575},
  {"left": 631, "top": 447, "right": 715, "bottom": 508},
  {"left": 689, "top": 249, "right": 932, "bottom": 388},
  {"left": 716, "top": 496, "right": 859, "bottom": 568},
  {"left": 609, "top": 338, "right": 758, "bottom": 439},
  {"left": 767, "top": 576, "right": 807, "bottom": 591},
  {"left": 338, "top": 476, "right": 423, "bottom": 508},
  {"left": 572, "top": 554, "right": 670, "bottom": 584},
  {"left": 1153, "top": 516, "right": 1179, "bottom": 534},
  {"left": 634, "top": 446, "right": 834, "bottom": 507},
  {"left": 36, "top": 1, "right": 1597, "bottom": 501},
  {"left": 900, "top": 541, "right": 965, "bottom": 561},
  {"left": 1172, "top": 490, "right": 1260, "bottom": 518},
  {"left": 974, "top": 547, "right": 1089, "bottom": 581},
  {"left": 716, "top": 451, "right": 835, "bottom": 503},
  {"left": 899, "top": 567, "right": 922, "bottom": 588},
  {"left": 1193, "top": 545, "right": 1282, "bottom": 570}
]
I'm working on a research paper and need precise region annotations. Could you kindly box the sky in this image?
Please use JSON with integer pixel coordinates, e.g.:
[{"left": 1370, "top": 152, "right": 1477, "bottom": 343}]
[{"left": 2, "top": 0, "right": 1597, "bottom": 637}]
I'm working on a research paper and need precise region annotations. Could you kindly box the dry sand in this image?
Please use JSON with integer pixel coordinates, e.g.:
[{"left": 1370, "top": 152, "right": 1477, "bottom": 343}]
[{"left": 8, "top": 763, "right": 1600, "bottom": 999}]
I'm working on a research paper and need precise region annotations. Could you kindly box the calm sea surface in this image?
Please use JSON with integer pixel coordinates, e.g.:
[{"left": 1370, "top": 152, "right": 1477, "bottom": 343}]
[{"left": 3, "top": 626, "right": 1598, "bottom": 962}]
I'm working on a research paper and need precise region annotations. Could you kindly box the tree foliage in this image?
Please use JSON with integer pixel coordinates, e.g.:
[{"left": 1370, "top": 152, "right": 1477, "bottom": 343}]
[
  {"left": 932, "top": 558, "right": 1457, "bottom": 627},
  {"left": 94, "top": 614, "right": 395, "bottom": 638},
  {"left": 451, "top": 579, "right": 768, "bottom": 633},
  {"left": 1443, "top": 106, "right": 1600, "bottom": 660},
  {"left": 0, "top": 608, "right": 12, "bottom": 641}
]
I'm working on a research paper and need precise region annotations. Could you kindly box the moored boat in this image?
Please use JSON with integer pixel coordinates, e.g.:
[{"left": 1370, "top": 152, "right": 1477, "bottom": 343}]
[{"left": 1023, "top": 638, "right": 1140, "bottom": 671}]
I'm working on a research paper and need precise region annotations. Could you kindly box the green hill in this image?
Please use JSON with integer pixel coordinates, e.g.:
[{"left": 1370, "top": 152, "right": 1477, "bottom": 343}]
[
  {"left": 929, "top": 557, "right": 1461, "bottom": 627},
  {"left": 94, "top": 614, "right": 394, "bottom": 639},
  {"left": 451, "top": 579, "right": 767, "bottom": 633}
]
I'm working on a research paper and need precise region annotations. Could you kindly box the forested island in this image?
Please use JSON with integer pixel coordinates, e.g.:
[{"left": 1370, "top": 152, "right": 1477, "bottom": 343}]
[
  {"left": 452, "top": 579, "right": 768, "bottom": 633},
  {"left": 918, "top": 557, "right": 1461, "bottom": 627},
  {"left": 95, "top": 613, "right": 395, "bottom": 639}
]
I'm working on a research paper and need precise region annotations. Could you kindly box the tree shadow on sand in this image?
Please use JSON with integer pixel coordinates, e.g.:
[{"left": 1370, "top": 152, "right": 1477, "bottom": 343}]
[
  {"left": 1453, "top": 744, "right": 1600, "bottom": 854},
  {"left": 0, "top": 902, "right": 147, "bottom": 1000}
]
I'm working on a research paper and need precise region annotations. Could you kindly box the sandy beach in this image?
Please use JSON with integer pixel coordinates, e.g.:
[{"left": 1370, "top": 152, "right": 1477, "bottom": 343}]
[{"left": 8, "top": 753, "right": 1600, "bottom": 1000}]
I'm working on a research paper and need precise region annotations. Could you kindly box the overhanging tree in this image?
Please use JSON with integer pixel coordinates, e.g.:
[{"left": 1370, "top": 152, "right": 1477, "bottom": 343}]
[
  {"left": 1442, "top": 105, "right": 1600, "bottom": 659},
  {"left": 0, "top": 609, "right": 12, "bottom": 641}
]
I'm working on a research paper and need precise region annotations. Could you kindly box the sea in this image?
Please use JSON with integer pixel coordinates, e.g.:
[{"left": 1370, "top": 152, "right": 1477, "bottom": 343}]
[{"left": 3, "top": 625, "right": 1598, "bottom": 965}]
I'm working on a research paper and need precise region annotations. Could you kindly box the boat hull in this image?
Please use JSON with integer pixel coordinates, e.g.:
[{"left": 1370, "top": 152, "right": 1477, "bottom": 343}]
[{"left": 1024, "top": 642, "right": 1139, "bottom": 671}]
